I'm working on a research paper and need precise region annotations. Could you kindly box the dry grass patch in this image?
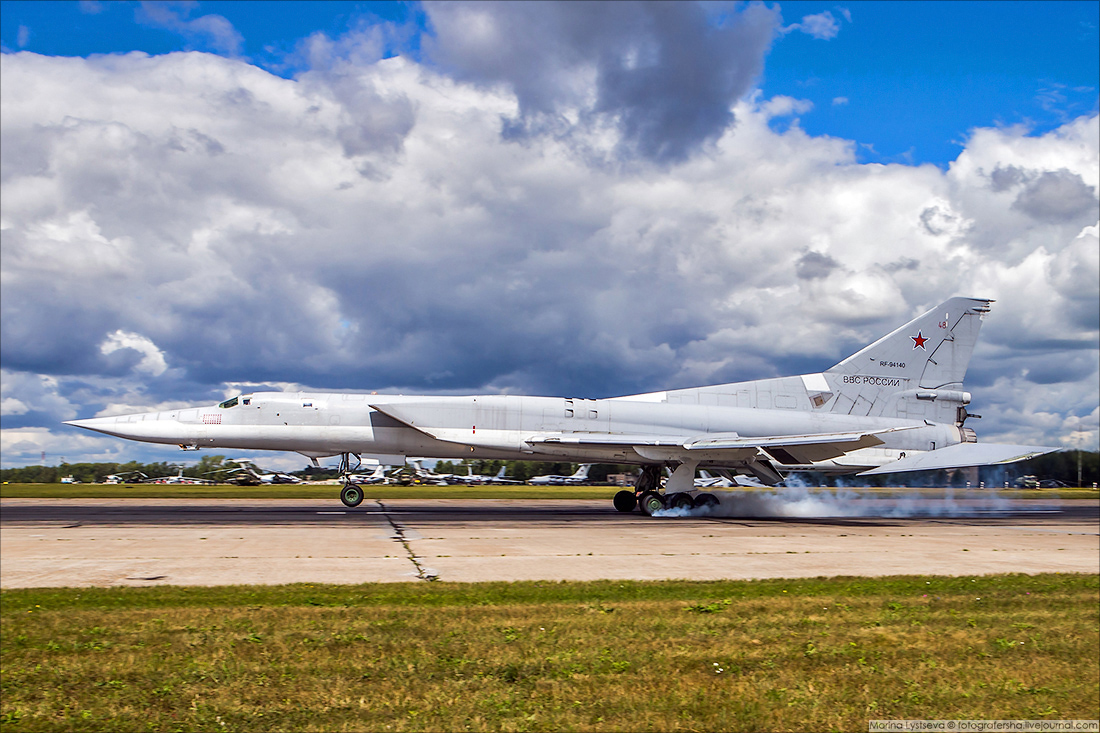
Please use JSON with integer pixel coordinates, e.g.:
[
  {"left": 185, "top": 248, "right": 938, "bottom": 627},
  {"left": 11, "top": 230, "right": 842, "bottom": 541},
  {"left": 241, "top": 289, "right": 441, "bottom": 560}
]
[{"left": 2, "top": 574, "right": 1097, "bottom": 731}]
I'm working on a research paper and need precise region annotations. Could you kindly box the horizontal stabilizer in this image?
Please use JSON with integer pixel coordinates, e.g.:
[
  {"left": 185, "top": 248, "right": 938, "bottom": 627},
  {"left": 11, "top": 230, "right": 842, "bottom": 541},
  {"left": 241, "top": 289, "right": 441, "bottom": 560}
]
[{"left": 859, "top": 442, "right": 1056, "bottom": 475}]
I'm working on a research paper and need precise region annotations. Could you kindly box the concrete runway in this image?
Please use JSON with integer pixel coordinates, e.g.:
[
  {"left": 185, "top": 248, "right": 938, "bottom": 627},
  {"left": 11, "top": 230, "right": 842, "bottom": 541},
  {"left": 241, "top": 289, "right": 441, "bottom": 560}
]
[{"left": 1, "top": 497, "right": 1097, "bottom": 587}]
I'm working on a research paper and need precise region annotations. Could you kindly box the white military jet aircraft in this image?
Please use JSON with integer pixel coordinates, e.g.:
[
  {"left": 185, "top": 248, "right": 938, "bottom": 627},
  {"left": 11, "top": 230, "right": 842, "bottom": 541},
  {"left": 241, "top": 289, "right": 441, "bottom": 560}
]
[
  {"left": 455, "top": 464, "right": 498, "bottom": 485},
  {"left": 209, "top": 458, "right": 301, "bottom": 485},
  {"left": 407, "top": 459, "right": 457, "bottom": 485},
  {"left": 148, "top": 466, "right": 215, "bottom": 485},
  {"left": 486, "top": 466, "right": 522, "bottom": 485},
  {"left": 102, "top": 470, "right": 148, "bottom": 484},
  {"left": 346, "top": 463, "right": 392, "bottom": 485},
  {"left": 694, "top": 470, "right": 732, "bottom": 488},
  {"left": 66, "top": 297, "right": 1053, "bottom": 515},
  {"left": 529, "top": 464, "right": 592, "bottom": 486}
]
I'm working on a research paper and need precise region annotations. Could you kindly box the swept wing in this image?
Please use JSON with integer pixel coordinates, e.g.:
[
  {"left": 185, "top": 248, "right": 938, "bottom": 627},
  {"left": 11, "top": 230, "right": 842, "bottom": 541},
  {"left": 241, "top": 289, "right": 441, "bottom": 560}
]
[{"left": 859, "top": 442, "right": 1054, "bottom": 475}]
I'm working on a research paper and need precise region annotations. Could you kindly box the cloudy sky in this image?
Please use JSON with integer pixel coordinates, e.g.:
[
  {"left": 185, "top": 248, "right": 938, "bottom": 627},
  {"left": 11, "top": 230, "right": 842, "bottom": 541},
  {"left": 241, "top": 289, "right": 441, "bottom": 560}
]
[{"left": 2, "top": 0, "right": 1098, "bottom": 470}]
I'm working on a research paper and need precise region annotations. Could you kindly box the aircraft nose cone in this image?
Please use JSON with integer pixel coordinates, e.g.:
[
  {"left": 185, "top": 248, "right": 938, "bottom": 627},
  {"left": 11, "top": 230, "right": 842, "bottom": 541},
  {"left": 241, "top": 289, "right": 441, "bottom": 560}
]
[
  {"left": 64, "top": 411, "right": 204, "bottom": 449},
  {"left": 64, "top": 417, "right": 109, "bottom": 428},
  {"left": 64, "top": 416, "right": 126, "bottom": 436}
]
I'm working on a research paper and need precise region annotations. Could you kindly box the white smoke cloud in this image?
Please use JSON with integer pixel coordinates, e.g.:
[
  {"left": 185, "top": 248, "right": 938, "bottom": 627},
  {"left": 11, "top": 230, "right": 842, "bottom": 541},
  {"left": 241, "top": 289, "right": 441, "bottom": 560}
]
[{"left": 652, "top": 486, "right": 1033, "bottom": 520}]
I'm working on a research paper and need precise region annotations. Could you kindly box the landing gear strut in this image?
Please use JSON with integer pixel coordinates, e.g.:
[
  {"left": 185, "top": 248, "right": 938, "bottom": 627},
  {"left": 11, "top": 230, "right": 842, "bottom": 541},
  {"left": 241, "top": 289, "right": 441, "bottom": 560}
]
[
  {"left": 636, "top": 465, "right": 662, "bottom": 494},
  {"left": 617, "top": 465, "right": 666, "bottom": 515},
  {"left": 338, "top": 452, "right": 365, "bottom": 508}
]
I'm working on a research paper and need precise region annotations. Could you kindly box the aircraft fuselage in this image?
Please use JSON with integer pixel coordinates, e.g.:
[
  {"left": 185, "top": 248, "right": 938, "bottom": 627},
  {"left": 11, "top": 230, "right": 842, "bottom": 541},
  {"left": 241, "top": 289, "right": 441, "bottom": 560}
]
[{"left": 68, "top": 390, "right": 965, "bottom": 470}]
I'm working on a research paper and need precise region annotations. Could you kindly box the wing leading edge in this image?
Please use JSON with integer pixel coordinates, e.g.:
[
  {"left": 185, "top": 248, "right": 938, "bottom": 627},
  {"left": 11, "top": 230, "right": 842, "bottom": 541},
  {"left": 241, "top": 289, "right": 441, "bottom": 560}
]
[
  {"left": 526, "top": 429, "right": 892, "bottom": 464},
  {"left": 370, "top": 400, "right": 898, "bottom": 465}
]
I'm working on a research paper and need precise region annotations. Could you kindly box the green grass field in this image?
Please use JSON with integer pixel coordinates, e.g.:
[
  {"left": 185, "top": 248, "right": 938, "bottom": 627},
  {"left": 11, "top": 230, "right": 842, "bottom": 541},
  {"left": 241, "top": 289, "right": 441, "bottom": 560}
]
[
  {"left": 2, "top": 483, "right": 1097, "bottom": 501},
  {"left": 1, "top": 574, "right": 1096, "bottom": 732}
]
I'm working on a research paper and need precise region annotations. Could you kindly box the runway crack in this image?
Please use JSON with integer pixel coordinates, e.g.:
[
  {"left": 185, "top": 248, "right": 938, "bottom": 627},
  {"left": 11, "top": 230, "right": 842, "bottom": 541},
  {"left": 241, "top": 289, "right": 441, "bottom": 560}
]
[{"left": 374, "top": 499, "right": 438, "bottom": 581}]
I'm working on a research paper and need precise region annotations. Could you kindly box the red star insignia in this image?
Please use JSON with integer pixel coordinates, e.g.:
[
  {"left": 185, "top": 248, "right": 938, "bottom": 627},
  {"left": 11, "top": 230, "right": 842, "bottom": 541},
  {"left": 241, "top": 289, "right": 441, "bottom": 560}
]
[{"left": 911, "top": 331, "right": 928, "bottom": 349}]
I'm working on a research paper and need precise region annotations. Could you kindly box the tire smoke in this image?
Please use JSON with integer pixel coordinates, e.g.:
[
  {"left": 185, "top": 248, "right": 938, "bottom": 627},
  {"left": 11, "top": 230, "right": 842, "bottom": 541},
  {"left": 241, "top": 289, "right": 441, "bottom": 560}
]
[{"left": 651, "top": 485, "right": 1052, "bottom": 519}]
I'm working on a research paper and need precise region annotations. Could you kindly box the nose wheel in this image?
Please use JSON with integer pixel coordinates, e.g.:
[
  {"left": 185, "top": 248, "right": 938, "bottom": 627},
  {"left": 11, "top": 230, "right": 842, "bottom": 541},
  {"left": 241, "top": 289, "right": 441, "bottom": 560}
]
[{"left": 340, "top": 483, "right": 364, "bottom": 507}]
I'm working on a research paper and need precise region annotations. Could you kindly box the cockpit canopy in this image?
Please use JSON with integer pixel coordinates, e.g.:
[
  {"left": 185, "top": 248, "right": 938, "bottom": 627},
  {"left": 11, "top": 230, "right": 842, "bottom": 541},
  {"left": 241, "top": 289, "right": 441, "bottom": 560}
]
[{"left": 217, "top": 394, "right": 254, "bottom": 409}]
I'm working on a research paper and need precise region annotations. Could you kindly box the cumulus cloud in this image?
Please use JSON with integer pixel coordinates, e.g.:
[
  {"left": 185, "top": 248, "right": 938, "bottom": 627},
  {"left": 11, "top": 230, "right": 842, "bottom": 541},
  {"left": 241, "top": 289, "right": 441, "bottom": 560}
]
[
  {"left": 1, "top": 398, "right": 29, "bottom": 416},
  {"left": 795, "top": 250, "right": 841, "bottom": 280},
  {"left": 0, "top": 370, "right": 78, "bottom": 426},
  {"left": 1012, "top": 169, "right": 1098, "bottom": 222},
  {"left": 135, "top": 1, "right": 243, "bottom": 55},
  {"left": 783, "top": 10, "right": 847, "bottom": 40},
  {"left": 0, "top": 426, "right": 135, "bottom": 466},
  {"left": 1, "top": 28, "right": 1097, "bottom": 466},
  {"left": 100, "top": 331, "right": 169, "bottom": 376},
  {"left": 423, "top": 0, "right": 780, "bottom": 163}
]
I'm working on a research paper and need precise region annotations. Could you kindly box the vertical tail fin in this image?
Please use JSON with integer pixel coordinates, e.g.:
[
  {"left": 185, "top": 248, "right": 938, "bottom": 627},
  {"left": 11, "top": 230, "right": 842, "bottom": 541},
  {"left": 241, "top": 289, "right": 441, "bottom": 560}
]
[{"left": 823, "top": 297, "right": 992, "bottom": 420}]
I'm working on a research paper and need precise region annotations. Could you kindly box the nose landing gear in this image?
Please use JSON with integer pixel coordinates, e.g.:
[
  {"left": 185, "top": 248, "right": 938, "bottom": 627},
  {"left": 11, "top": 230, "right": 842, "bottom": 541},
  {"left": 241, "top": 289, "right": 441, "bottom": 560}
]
[{"left": 338, "top": 452, "right": 365, "bottom": 508}]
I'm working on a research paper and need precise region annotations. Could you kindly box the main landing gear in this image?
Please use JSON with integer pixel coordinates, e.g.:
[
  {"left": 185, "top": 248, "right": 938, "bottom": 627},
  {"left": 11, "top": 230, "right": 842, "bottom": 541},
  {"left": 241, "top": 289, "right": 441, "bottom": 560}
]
[
  {"left": 338, "top": 452, "right": 365, "bottom": 508},
  {"left": 612, "top": 465, "right": 719, "bottom": 516}
]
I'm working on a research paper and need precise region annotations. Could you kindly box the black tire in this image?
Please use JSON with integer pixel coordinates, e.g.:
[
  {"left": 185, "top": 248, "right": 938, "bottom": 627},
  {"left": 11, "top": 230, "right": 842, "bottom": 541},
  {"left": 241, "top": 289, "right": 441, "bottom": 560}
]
[
  {"left": 669, "top": 492, "right": 696, "bottom": 510},
  {"left": 638, "top": 491, "right": 665, "bottom": 516},
  {"left": 613, "top": 489, "right": 637, "bottom": 512},
  {"left": 695, "top": 493, "right": 719, "bottom": 509},
  {"left": 340, "top": 484, "right": 364, "bottom": 508}
]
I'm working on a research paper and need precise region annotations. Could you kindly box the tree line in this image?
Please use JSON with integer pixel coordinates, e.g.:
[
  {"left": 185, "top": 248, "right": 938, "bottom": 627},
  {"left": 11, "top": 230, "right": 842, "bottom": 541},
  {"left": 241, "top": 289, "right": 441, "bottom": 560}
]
[
  {"left": 0, "top": 455, "right": 246, "bottom": 484},
  {"left": 2, "top": 451, "right": 1096, "bottom": 486},
  {"left": 0, "top": 457, "right": 637, "bottom": 485}
]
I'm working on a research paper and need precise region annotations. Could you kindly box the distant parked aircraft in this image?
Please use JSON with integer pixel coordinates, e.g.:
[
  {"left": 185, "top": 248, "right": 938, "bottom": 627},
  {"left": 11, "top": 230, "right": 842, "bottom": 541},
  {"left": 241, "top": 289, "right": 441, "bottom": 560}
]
[
  {"left": 347, "top": 463, "right": 391, "bottom": 485},
  {"left": 212, "top": 459, "right": 301, "bottom": 485},
  {"left": 694, "top": 470, "right": 731, "bottom": 488},
  {"left": 529, "top": 464, "right": 592, "bottom": 486},
  {"left": 487, "top": 466, "right": 522, "bottom": 485},
  {"left": 102, "top": 471, "right": 148, "bottom": 484},
  {"left": 149, "top": 467, "right": 214, "bottom": 485}
]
